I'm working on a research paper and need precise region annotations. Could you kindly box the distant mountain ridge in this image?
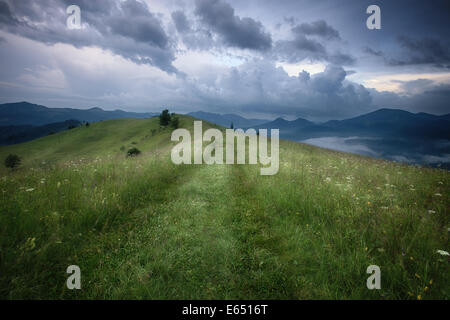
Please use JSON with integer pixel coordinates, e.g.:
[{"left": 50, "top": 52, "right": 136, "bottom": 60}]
[
  {"left": 187, "top": 111, "right": 268, "bottom": 128},
  {"left": 0, "top": 102, "right": 158, "bottom": 126},
  {"left": 246, "top": 109, "right": 450, "bottom": 167}
]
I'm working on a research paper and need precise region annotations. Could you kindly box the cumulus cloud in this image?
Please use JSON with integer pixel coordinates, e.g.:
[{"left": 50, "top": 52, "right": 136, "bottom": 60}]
[
  {"left": 194, "top": 0, "right": 272, "bottom": 51},
  {"left": 0, "top": 0, "right": 178, "bottom": 73},
  {"left": 186, "top": 61, "right": 373, "bottom": 120}
]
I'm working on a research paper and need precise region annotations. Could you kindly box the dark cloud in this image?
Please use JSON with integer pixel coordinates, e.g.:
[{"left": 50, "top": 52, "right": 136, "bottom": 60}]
[
  {"left": 365, "top": 36, "right": 450, "bottom": 69},
  {"left": 108, "top": 1, "right": 169, "bottom": 49},
  {"left": 292, "top": 20, "right": 340, "bottom": 40},
  {"left": 0, "top": 0, "right": 178, "bottom": 73},
  {"left": 274, "top": 24, "right": 354, "bottom": 65},
  {"left": 172, "top": 11, "right": 191, "bottom": 33},
  {"left": 194, "top": 0, "right": 272, "bottom": 51},
  {"left": 363, "top": 46, "right": 383, "bottom": 57},
  {"left": 405, "top": 84, "right": 450, "bottom": 115},
  {"left": 392, "top": 36, "right": 450, "bottom": 67},
  {"left": 171, "top": 9, "right": 214, "bottom": 50}
]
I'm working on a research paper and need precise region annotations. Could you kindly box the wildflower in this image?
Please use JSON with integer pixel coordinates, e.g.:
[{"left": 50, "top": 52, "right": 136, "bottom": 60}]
[
  {"left": 437, "top": 181, "right": 443, "bottom": 185},
  {"left": 428, "top": 210, "right": 436, "bottom": 214},
  {"left": 415, "top": 273, "right": 421, "bottom": 279},
  {"left": 424, "top": 286, "right": 429, "bottom": 292},
  {"left": 407, "top": 292, "right": 414, "bottom": 297},
  {"left": 367, "top": 201, "right": 371, "bottom": 205},
  {"left": 417, "top": 295, "right": 422, "bottom": 300},
  {"left": 25, "top": 188, "right": 35, "bottom": 192},
  {"left": 429, "top": 280, "right": 433, "bottom": 285},
  {"left": 434, "top": 193, "right": 442, "bottom": 197},
  {"left": 57, "top": 182, "right": 61, "bottom": 188},
  {"left": 381, "top": 206, "right": 389, "bottom": 210},
  {"left": 436, "top": 250, "right": 449, "bottom": 256}
]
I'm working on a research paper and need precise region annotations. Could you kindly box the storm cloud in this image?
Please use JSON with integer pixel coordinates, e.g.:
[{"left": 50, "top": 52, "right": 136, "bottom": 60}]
[
  {"left": 293, "top": 20, "right": 341, "bottom": 40},
  {"left": 0, "top": 0, "right": 448, "bottom": 121},
  {"left": 194, "top": 0, "right": 272, "bottom": 51},
  {"left": 0, "top": 0, "right": 178, "bottom": 73},
  {"left": 274, "top": 21, "right": 354, "bottom": 66}
]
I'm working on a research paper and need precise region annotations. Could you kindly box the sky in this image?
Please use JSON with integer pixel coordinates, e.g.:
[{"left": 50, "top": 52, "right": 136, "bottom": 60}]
[{"left": 0, "top": 0, "right": 449, "bottom": 121}]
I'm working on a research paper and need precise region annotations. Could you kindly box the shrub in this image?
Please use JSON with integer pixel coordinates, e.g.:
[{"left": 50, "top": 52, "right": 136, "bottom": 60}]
[
  {"left": 159, "top": 109, "right": 171, "bottom": 126},
  {"left": 85, "top": 122, "right": 90, "bottom": 127},
  {"left": 127, "top": 147, "right": 141, "bottom": 157},
  {"left": 4, "top": 154, "right": 21, "bottom": 169}
]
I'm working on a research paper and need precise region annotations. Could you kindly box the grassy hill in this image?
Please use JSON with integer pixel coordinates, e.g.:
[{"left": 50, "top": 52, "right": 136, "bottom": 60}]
[{"left": 0, "top": 116, "right": 448, "bottom": 299}]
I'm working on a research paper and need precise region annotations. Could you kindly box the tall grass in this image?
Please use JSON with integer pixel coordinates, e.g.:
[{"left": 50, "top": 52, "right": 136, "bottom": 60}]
[{"left": 0, "top": 117, "right": 448, "bottom": 299}]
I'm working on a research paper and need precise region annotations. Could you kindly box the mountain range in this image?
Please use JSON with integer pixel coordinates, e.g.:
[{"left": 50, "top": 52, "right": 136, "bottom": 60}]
[
  {"left": 0, "top": 102, "right": 449, "bottom": 167},
  {"left": 0, "top": 101, "right": 157, "bottom": 126}
]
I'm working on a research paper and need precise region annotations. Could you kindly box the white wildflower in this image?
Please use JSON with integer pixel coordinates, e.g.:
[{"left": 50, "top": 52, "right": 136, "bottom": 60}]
[{"left": 436, "top": 250, "right": 449, "bottom": 256}]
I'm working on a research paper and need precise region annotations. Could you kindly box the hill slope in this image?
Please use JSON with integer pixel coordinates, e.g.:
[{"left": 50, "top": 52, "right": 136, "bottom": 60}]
[
  {"left": 0, "top": 116, "right": 448, "bottom": 299},
  {"left": 0, "top": 120, "right": 82, "bottom": 145}
]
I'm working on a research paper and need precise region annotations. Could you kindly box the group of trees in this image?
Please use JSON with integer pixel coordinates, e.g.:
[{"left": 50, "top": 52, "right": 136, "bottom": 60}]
[{"left": 159, "top": 109, "right": 179, "bottom": 129}]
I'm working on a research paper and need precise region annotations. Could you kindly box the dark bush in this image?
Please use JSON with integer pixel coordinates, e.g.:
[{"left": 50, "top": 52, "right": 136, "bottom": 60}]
[
  {"left": 5, "top": 154, "right": 21, "bottom": 169},
  {"left": 127, "top": 147, "right": 141, "bottom": 157}
]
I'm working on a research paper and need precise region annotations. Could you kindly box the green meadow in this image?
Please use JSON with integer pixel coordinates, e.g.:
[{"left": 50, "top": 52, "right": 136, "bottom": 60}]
[{"left": 0, "top": 116, "right": 448, "bottom": 299}]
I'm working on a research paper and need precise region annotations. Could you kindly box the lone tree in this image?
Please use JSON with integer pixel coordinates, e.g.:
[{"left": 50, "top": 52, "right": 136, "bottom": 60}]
[
  {"left": 5, "top": 154, "right": 21, "bottom": 170},
  {"left": 159, "top": 109, "right": 171, "bottom": 126}
]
